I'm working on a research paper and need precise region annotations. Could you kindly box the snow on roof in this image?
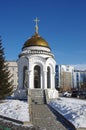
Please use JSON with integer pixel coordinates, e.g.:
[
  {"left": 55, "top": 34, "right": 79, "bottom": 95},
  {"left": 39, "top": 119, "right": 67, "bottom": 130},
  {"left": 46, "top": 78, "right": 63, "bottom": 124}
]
[{"left": 73, "top": 64, "right": 86, "bottom": 71}]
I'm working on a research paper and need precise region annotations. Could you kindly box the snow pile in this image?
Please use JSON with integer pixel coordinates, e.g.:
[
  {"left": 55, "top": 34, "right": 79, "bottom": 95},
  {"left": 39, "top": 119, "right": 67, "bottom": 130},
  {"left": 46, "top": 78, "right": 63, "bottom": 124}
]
[
  {"left": 49, "top": 98, "right": 86, "bottom": 128},
  {"left": 0, "top": 100, "right": 29, "bottom": 122},
  {"left": 47, "top": 89, "right": 59, "bottom": 99}
]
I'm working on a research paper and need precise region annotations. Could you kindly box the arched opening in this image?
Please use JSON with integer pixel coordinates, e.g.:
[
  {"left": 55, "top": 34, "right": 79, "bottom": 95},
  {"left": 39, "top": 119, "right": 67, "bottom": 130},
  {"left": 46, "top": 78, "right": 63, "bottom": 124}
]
[
  {"left": 34, "top": 65, "right": 41, "bottom": 88},
  {"left": 23, "top": 66, "right": 28, "bottom": 89},
  {"left": 47, "top": 66, "right": 51, "bottom": 88}
]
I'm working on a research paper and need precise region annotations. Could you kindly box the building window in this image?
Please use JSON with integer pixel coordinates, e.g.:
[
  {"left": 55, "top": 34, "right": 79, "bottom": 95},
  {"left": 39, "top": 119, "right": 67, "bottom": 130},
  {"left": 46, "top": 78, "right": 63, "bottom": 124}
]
[{"left": 66, "top": 68, "right": 69, "bottom": 71}]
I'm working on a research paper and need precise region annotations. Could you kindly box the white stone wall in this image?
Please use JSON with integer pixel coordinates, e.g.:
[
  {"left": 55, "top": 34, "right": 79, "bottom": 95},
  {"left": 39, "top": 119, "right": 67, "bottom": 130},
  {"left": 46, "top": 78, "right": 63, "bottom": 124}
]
[
  {"left": 18, "top": 46, "right": 56, "bottom": 90},
  {"left": 18, "top": 57, "right": 29, "bottom": 89}
]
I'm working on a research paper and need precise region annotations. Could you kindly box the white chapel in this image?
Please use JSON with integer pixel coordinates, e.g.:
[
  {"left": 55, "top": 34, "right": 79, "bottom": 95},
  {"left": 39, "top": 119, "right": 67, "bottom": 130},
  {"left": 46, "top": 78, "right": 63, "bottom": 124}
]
[{"left": 15, "top": 18, "right": 58, "bottom": 100}]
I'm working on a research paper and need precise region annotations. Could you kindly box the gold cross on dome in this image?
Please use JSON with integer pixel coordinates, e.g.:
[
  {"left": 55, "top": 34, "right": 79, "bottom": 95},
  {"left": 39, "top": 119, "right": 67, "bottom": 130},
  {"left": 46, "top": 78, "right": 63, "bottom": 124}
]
[{"left": 34, "top": 17, "right": 40, "bottom": 34}]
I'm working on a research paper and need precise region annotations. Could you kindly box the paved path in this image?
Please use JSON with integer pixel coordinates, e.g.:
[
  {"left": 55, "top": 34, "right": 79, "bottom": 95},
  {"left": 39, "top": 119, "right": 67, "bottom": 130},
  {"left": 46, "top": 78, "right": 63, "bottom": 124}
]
[{"left": 31, "top": 104, "right": 73, "bottom": 130}]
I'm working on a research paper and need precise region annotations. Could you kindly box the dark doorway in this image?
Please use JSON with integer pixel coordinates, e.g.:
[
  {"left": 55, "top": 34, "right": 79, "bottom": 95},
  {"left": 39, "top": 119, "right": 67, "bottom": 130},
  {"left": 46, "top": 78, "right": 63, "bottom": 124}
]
[
  {"left": 23, "top": 66, "right": 28, "bottom": 88},
  {"left": 34, "top": 65, "right": 41, "bottom": 88},
  {"left": 47, "top": 66, "right": 51, "bottom": 88}
]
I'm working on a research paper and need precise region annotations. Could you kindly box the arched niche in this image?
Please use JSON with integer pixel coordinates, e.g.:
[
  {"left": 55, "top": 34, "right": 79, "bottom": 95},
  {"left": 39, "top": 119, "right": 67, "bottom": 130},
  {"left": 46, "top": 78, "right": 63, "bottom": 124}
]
[
  {"left": 23, "top": 66, "right": 28, "bottom": 89},
  {"left": 47, "top": 66, "right": 51, "bottom": 88},
  {"left": 34, "top": 65, "right": 41, "bottom": 88}
]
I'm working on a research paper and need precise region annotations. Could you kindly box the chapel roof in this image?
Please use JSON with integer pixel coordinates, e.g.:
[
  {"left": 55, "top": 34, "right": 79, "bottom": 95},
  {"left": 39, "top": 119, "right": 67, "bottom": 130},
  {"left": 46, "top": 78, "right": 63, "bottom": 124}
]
[
  {"left": 22, "top": 33, "right": 50, "bottom": 49},
  {"left": 22, "top": 18, "right": 50, "bottom": 49}
]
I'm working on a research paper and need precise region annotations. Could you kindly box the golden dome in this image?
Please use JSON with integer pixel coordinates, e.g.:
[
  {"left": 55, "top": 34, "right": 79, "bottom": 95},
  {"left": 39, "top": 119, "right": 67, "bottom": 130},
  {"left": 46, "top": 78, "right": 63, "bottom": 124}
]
[{"left": 22, "top": 33, "right": 50, "bottom": 49}]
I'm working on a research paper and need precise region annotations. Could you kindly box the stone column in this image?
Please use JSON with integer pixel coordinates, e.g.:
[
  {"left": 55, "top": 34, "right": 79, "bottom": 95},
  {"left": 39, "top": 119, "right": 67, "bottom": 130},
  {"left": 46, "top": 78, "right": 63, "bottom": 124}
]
[
  {"left": 51, "top": 72, "right": 56, "bottom": 89},
  {"left": 40, "top": 73, "right": 43, "bottom": 89},
  {"left": 28, "top": 70, "right": 34, "bottom": 89},
  {"left": 43, "top": 70, "right": 47, "bottom": 89}
]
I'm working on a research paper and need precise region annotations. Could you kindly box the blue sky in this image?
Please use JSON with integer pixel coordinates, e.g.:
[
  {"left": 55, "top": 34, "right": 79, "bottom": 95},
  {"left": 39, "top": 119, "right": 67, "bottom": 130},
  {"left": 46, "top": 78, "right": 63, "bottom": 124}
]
[{"left": 0, "top": 0, "right": 86, "bottom": 65}]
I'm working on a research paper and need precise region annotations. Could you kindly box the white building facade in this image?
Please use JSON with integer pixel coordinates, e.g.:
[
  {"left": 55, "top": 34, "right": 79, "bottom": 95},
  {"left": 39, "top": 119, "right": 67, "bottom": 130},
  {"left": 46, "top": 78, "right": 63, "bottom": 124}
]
[
  {"left": 73, "top": 70, "right": 86, "bottom": 89},
  {"left": 18, "top": 46, "right": 56, "bottom": 90},
  {"left": 15, "top": 19, "right": 58, "bottom": 99},
  {"left": 56, "top": 65, "right": 74, "bottom": 91}
]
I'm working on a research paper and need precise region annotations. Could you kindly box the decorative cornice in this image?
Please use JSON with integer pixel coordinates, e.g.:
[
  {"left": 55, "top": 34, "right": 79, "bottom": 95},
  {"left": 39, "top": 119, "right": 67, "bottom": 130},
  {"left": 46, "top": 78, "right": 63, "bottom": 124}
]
[{"left": 19, "top": 49, "right": 54, "bottom": 58}]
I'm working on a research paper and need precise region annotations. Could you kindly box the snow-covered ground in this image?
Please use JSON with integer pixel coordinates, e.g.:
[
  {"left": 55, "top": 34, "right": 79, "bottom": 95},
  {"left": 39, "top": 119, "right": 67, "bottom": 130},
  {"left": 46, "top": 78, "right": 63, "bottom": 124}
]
[
  {"left": 0, "top": 100, "right": 29, "bottom": 122},
  {"left": 49, "top": 97, "right": 86, "bottom": 128},
  {"left": 0, "top": 98, "right": 86, "bottom": 128}
]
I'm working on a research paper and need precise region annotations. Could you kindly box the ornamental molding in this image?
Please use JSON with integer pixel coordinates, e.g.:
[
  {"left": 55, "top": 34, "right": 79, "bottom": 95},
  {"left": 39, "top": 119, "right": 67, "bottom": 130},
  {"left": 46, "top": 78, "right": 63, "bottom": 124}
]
[
  {"left": 19, "top": 49, "right": 54, "bottom": 58},
  {"left": 23, "top": 46, "right": 50, "bottom": 52},
  {"left": 29, "top": 56, "right": 46, "bottom": 65}
]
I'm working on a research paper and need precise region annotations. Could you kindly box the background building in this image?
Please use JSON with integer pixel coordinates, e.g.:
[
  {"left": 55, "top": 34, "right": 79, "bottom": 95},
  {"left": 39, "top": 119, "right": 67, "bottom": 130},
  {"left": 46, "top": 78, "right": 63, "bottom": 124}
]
[
  {"left": 56, "top": 65, "right": 74, "bottom": 91},
  {"left": 55, "top": 64, "right": 86, "bottom": 91},
  {"left": 73, "top": 69, "right": 86, "bottom": 90},
  {"left": 7, "top": 61, "right": 18, "bottom": 91},
  {"left": 60, "top": 65, "right": 74, "bottom": 91}
]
